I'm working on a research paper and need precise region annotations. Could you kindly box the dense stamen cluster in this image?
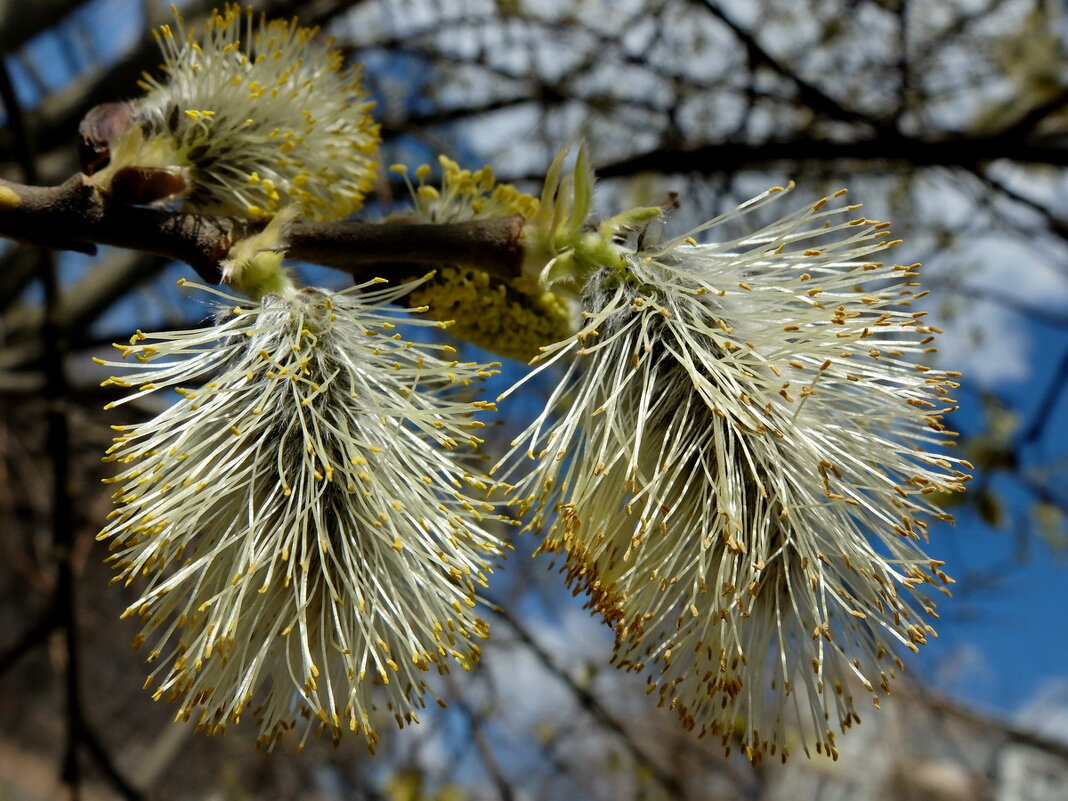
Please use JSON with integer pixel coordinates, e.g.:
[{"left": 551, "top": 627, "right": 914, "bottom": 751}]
[
  {"left": 99, "top": 3, "right": 379, "bottom": 219},
  {"left": 393, "top": 156, "right": 575, "bottom": 361},
  {"left": 96, "top": 278, "right": 509, "bottom": 750},
  {"left": 500, "top": 186, "right": 970, "bottom": 762},
  {"left": 396, "top": 156, "right": 539, "bottom": 223}
]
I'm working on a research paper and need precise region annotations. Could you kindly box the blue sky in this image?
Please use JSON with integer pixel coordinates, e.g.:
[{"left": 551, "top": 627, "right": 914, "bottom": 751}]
[{"left": 920, "top": 335, "right": 1068, "bottom": 718}]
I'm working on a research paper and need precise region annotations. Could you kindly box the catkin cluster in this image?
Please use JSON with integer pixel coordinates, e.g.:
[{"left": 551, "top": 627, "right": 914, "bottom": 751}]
[{"left": 94, "top": 4, "right": 969, "bottom": 761}]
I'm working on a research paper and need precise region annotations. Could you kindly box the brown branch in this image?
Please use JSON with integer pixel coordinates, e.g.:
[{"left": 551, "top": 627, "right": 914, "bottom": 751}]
[
  {"left": 287, "top": 216, "right": 525, "bottom": 278},
  {"left": 595, "top": 133, "right": 1068, "bottom": 178},
  {"left": 0, "top": 175, "right": 234, "bottom": 280},
  {"left": 0, "top": 176, "right": 526, "bottom": 284}
]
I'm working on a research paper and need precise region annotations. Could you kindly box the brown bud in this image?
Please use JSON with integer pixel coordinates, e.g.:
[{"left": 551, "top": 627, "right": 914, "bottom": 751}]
[
  {"left": 107, "top": 166, "right": 189, "bottom": 207},
  {"left": 78, "top": 101, "right": 137, "bottom": 176}
]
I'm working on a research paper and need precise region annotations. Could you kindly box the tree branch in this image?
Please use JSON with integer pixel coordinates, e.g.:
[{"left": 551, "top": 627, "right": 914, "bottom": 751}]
[
  {"left": 0, "top": 176, "right": 526, "bottom": 283},
  {"left": 287, "top": 216, "right": 525, "bottom": 278},
  {"left": 0, "top": 0, "right": 89, "bottom": 55},
  {"left": 690, "top": 0, "right": 878, "bottom": 129},
  {"left": 491, "top": 606, "right": 686, "bottom": 800},
  {"left": 596, "top": 132, "right": 1068, "bottom": 178}
]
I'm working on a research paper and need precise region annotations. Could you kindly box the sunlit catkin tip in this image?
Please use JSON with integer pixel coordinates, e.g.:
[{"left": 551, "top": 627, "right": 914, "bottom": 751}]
[
  {"left": 97, "top": 279, "right": 507, "bottom": 749},
  {"left": 499, "top": 186, "right": 970, "bottom": 763},
  {"left": 94, "top": 3, "right": 379, "bottom": 220}
]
